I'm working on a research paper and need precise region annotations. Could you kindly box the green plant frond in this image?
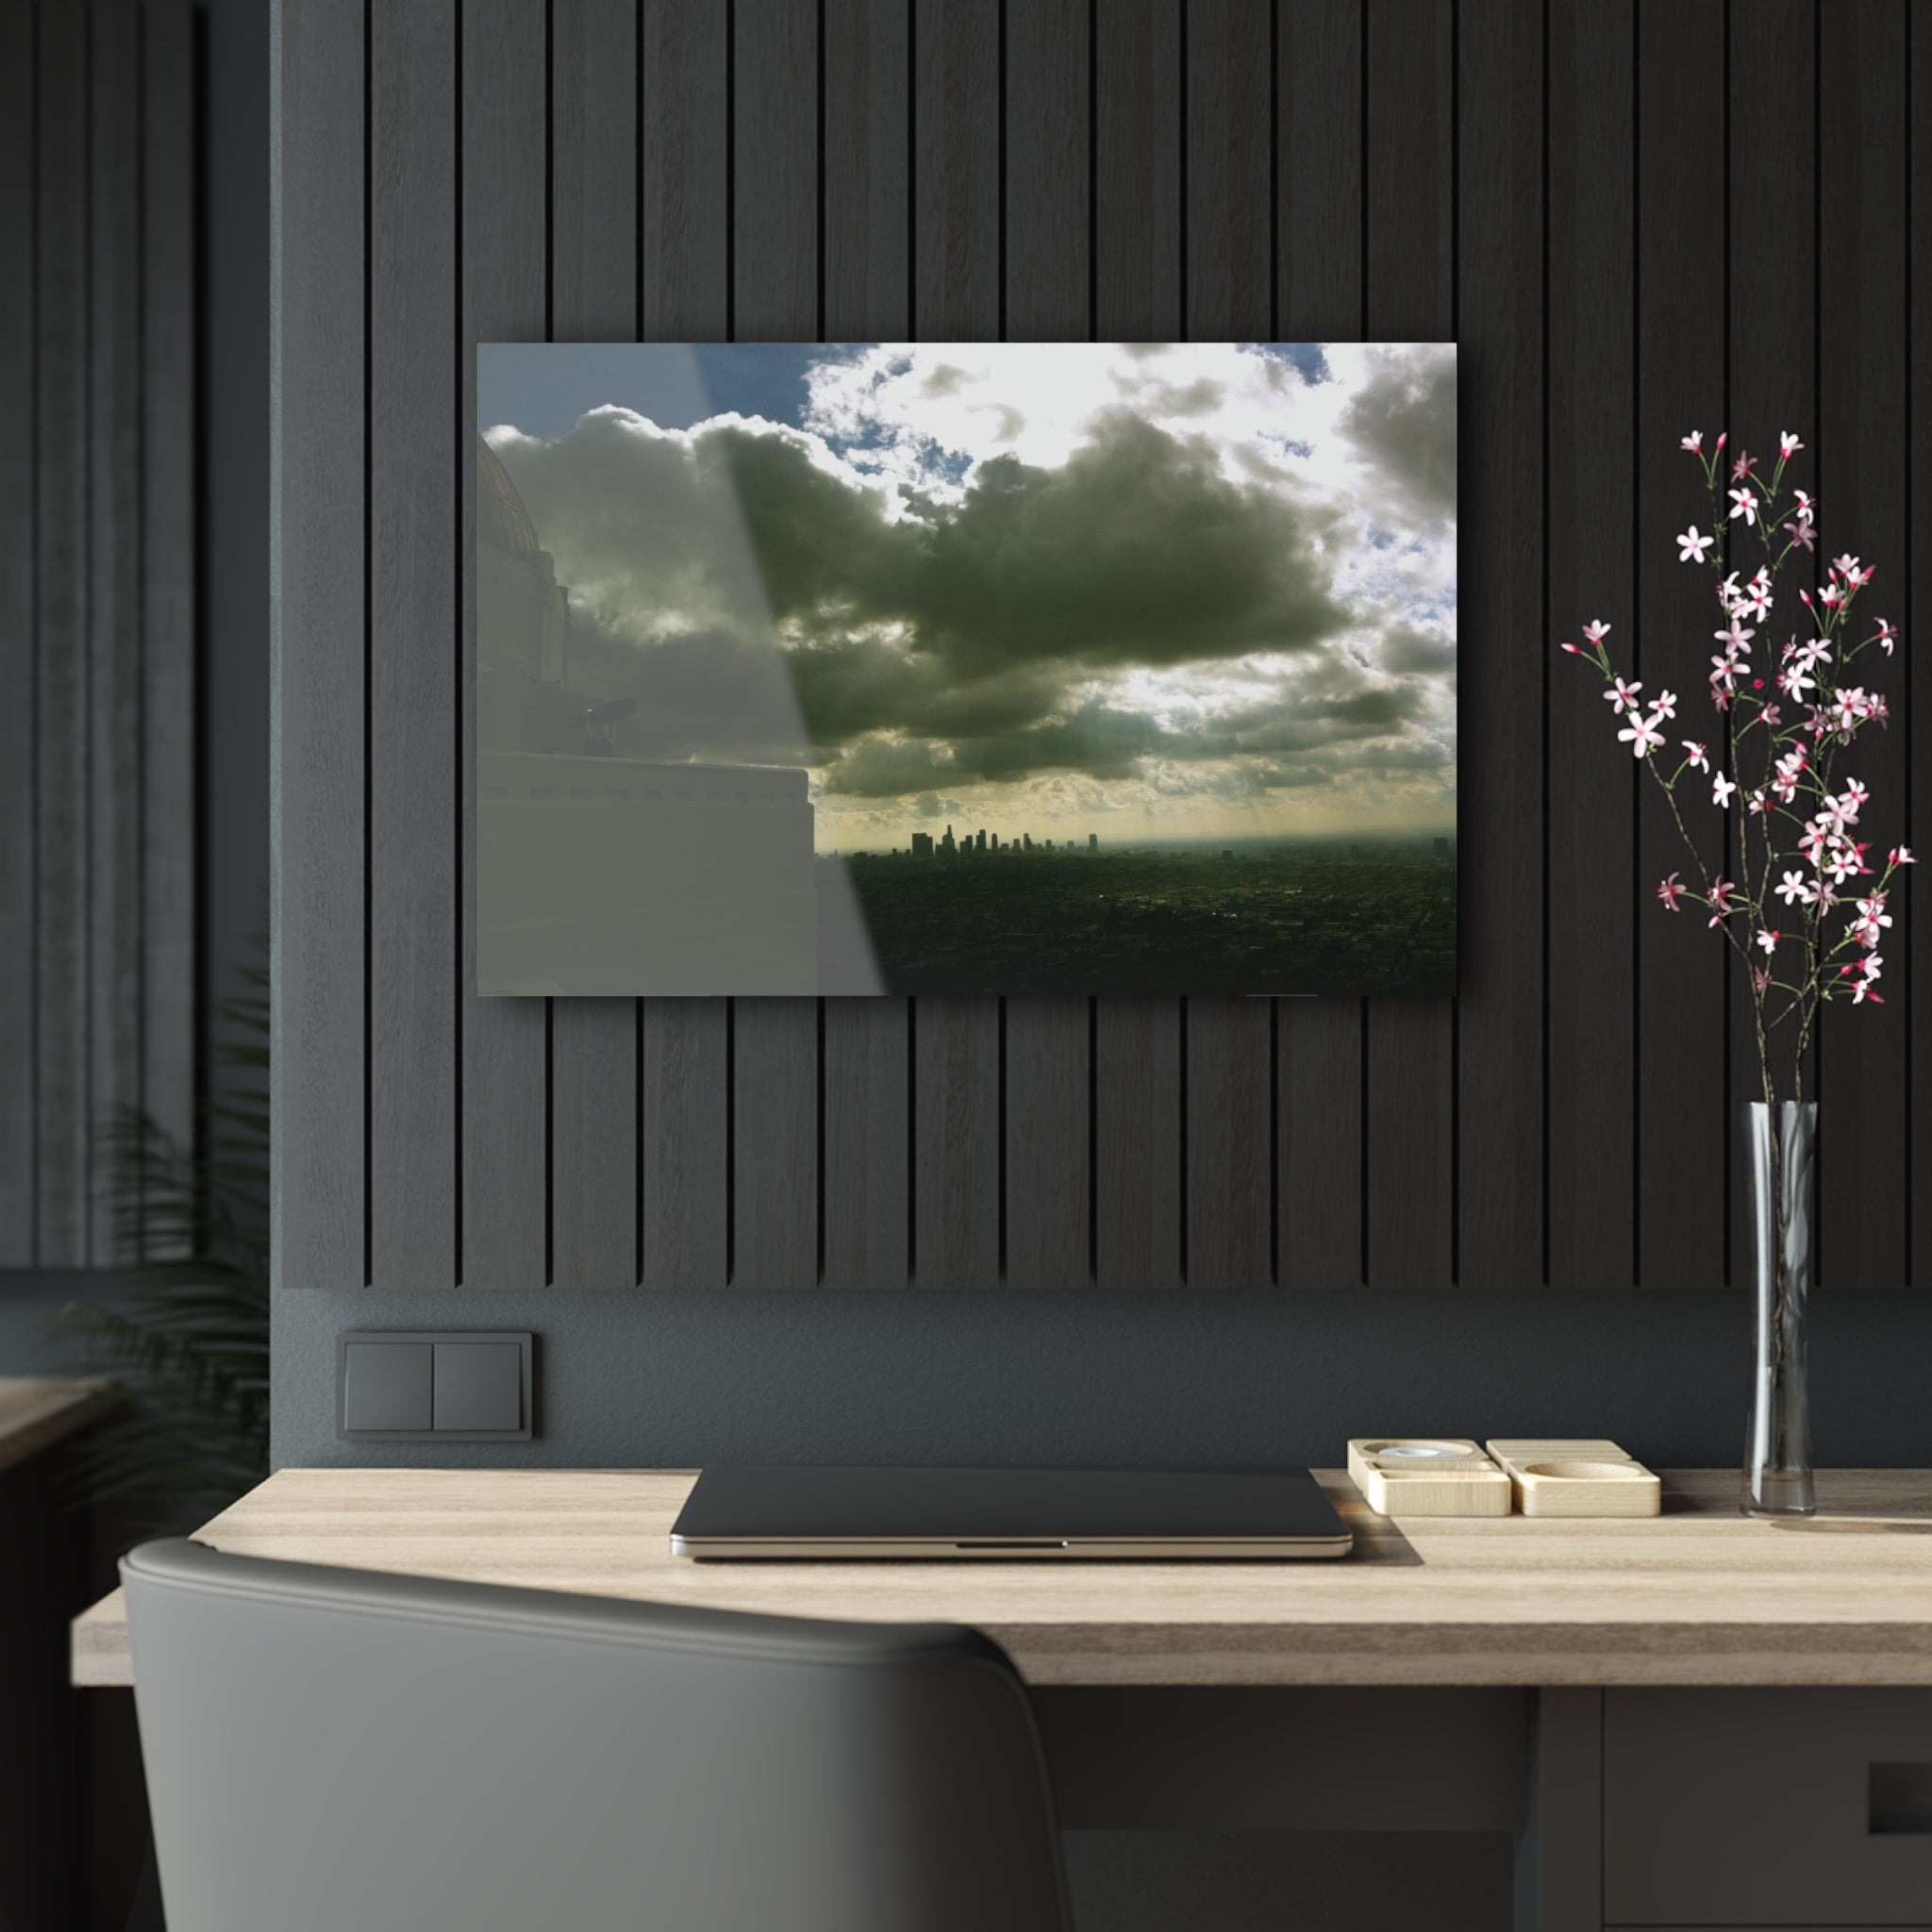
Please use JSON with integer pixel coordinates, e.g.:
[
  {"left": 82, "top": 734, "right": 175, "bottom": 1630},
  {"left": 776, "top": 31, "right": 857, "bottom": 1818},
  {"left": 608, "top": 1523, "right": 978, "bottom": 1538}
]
[{"left": 57, "top": 938, "right": 272, "bottom": 1522}]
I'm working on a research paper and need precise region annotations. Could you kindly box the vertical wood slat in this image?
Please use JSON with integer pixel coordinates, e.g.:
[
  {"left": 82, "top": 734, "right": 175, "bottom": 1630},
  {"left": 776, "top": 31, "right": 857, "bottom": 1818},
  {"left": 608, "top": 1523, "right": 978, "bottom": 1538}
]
[
  {"left": 88, "top": 9, "right": 143, "bottom": 1266},
  {"left": 141, "top": 5, "right": 199, "bottom": 1181},
  {"left": 35, "top": 7, "right": 92, "bottom": 1266},
  {"left": 1630, "top": 0, "right": 1723, "bottom": 1291},
  {"left": 820, "top": 0, "right": 911, "bottom": 1287},
  {"left": 910, "top": 0, "right": 1003, "bottom": 1288},
  {"left": 0, "top": 4, "right": 37, "bottom": 1265},
  {"left": 1183, "top": 0, "right": 1274, "bottom": 1289},
  {"left": 370, "top": 0, "right": 459, "bottom": 1289},
  {"left": 824, "top": 0, "right": 910, "bottom": 341},
  {"left": 462, "top": 0, "right": 550, "bottom": 1288},
  {"left": 1911, "top": 0, "right": 1932, "bottom": 1294},
  {"left": 274, "top": 0, "right": 367, "bottom": 1290},
  {"left": 1455, "top": 0, "right": 1543, "bottom": 1290},
  {"left": 1093, "top": 0, "right": 1184, "bottom": 1290},
  {"left": 1818, "top": 6, "right": 1908, "bottom": 1290},
  {"left": 729, "top": 0, "right": 819, "bottom": 1288},
  {"left": 1726, "top": 0, "right": 1817, "bottom": 1286},
  {"left": 1275, "top": 0, "right": 1366, "bottom": 1291},
  {"left": 1362, "top": 0, "right": 1455, "bottom": 1288},
  {"left": 823, "top": 997, "right": 908, "bottom": 1287},
  {"left": 1547, "top": 0, "right": 1638, "bottom": 1291},
  {"left": 640, "top": 0, "right": 730, "bottom": 1286},
  {"left": 1002, "top": 0, "right": 1091, "bottom": 1289},
  {"left": 549, "top": 0, "right": 641, "bottom": 1290}
]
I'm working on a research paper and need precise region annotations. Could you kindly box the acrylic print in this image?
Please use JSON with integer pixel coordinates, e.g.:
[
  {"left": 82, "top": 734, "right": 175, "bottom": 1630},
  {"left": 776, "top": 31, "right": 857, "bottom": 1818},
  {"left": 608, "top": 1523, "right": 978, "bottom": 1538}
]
[{"left": 475, "top": 341, "right": 1457, "bottom": 996}]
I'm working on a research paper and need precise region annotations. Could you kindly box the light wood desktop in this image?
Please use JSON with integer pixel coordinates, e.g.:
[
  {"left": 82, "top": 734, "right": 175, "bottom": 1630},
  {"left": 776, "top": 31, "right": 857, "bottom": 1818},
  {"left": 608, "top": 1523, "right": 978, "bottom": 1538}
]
[{"left": 74, "top": 1467, "right": 1932, "bottom": 1932}]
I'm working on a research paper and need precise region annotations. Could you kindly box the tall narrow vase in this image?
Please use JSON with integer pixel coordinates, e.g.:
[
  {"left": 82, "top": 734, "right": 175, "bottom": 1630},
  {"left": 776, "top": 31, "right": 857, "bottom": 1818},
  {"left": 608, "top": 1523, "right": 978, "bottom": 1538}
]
[{"left": 1741, "top": 1100, "right": 1816, "bottom": 1518}]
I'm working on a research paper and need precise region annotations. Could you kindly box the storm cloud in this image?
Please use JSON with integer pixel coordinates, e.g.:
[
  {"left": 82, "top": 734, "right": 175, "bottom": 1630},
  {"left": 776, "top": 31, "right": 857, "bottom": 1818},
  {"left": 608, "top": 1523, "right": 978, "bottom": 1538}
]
[{"left": 487, "top": 340, "right": 1457, "bottom": 837}]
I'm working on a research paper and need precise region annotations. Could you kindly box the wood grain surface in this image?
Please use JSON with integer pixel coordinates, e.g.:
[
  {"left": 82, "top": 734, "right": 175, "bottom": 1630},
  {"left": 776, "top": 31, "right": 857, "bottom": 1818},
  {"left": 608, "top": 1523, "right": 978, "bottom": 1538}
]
[{"left": 73, "top": 1465, "right": 1932, "bottom": 1689}]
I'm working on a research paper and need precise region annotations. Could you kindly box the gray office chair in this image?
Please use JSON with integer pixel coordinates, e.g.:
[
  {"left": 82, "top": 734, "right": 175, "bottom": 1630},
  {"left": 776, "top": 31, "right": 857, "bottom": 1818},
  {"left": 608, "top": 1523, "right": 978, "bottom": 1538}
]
[{"left": 122, "top": 1539, "right": 1071, "bottom": 1932}]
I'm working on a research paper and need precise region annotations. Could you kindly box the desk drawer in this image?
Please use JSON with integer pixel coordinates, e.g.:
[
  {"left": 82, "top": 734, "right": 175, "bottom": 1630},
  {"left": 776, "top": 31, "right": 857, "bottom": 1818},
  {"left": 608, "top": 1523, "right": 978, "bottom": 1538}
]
[{"left": 1605, "top": 1690, "right": 1932, "bottom": 1924}]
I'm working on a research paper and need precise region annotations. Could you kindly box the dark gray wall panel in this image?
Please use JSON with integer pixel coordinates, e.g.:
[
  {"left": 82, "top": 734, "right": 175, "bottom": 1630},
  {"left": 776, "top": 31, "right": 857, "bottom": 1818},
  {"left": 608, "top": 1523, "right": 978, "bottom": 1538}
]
[
  {"left": 549, "top": 0, "right": 642, "bottom": 1293},
  {"left": 275, "top": 0, "right": 366, "bottom": 1291},
  {"left": 1633, "top": 0, "right": 1722, "bottom": 1291},
  {"left": 1547, "top": 0, "right": 1636, "bottom": 1292},
  {"left": 141, "top": 3, "right": 200, "bottom": 1181},
  {"left": 0, "top": 6, "right": 36, "bottom": 1267},
  {"left": 1913, "top": 8, "right": 1932, "bottom": 1293},
  {"left": 34, "top": 8, "right": 92, "bottom": 1267},
  {"left": 1362, "top": 0, "right": 1454, "bottom": 1290},
  {"left": 370, "top": 0, "right": 459, "bottom": 1290},
  {"left": 88, "top": 16, "right": 145, "bottom": 1268},
  {"left": 824, "top": 0, "right": 910, "bottom": 341},
  {"left": 1455, "top": 0, "right": 1542, "bottom": 1291},
  {"left": 267, "top": 0, "right": 1928, "bottom": 1298},
  {"left": 1817, "top": 12, "right": 1907, "bottom": 1290},
  {"left": 1274, "top": 0, "right": 1365, "bottom": 1292},
  {"left": 461, "top": 0, "right": 550, "bottom": 1290}
]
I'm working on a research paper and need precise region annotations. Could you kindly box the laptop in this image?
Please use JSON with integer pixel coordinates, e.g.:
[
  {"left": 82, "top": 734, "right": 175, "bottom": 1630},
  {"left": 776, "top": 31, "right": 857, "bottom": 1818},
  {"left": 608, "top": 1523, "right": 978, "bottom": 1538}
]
[{"left": 669, "top": 1464, "right": 1353, "bottom": 1560}]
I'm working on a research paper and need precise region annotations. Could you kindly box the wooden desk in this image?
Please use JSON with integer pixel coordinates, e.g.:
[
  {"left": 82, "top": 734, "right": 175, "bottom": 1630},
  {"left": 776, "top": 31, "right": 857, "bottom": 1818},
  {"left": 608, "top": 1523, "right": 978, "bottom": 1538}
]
[
  {"left": 0, "top": 1376, "right": 116, "bottom": 1475},
  {"left": 74, "top": 1466, "right": 1932, "bottom": 1931},
  {"left": 71, "top": 1465, "right": 1932, "bottom": 1690}
]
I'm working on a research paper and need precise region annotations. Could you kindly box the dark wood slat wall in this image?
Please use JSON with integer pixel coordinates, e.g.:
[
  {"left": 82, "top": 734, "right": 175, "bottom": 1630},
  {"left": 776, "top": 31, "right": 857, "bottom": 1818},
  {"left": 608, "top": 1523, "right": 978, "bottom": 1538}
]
[
  {"left": 1, "top": 3, "right": 197, "bottom": 1273},
  {"left": 548, "top": 0, "right": 641, "bottom": 1292},
  {"left": 272, "top": 0, "right": 1927, "bottom": 1296}
]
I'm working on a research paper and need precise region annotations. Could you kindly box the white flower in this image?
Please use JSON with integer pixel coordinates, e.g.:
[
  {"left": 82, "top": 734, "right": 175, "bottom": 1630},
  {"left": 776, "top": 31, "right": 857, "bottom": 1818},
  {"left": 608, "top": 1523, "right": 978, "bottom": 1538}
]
[
  {"left": 1775, "top": 871, "right": 1815, "bottom": 907},
  {"left": 1604, "top": 676, "right": 1643, "bottom": 714},
  {"left": 1682, "top": 740, "right": 1709, "bottom": 772},
  {"left": 1711, "top": 772, "right": 1738, "bottom": 808},
  {"left": 1676, "top": 525, "right": 1716, "bottom": 562},
  {"left": 1779, "top": 431, "right": 1803, "bottom": 459},
  {"left": 1619, "top": 711, "right": 1665, "bottom": 759},
  {"left": 1728, "top": 487, "right": 1760, "bottom": 525}
]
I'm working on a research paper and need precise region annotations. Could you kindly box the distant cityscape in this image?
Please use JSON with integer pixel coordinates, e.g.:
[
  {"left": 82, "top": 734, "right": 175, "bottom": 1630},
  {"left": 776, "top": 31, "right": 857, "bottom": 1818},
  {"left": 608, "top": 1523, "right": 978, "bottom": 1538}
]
[{"left": 904, "top": 824, "right": 1097, "bottom": 858}]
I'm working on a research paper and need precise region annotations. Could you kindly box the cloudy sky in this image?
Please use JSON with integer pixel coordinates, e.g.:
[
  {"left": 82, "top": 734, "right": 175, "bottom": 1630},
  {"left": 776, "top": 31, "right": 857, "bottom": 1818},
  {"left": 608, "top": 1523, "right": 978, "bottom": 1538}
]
[{"left": 480, "top": 341, "right": 1457, "bottom": 847}]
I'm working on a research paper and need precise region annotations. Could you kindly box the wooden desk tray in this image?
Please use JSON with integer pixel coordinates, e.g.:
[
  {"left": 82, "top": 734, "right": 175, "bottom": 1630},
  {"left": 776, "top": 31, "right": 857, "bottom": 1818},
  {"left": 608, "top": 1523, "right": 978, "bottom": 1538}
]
[
  {"left": 1486, "top": 1439, "right": 1661, "bottom": 1518},
  {"left": 1346, "top": 1439, "right": 1514, "bottom": 1518}
]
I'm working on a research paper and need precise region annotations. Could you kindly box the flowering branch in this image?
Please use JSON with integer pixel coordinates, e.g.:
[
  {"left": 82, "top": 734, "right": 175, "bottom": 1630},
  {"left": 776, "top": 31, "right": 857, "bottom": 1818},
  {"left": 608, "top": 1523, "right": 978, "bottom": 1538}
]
[{"left": 1557, "top": 428, "right": 1912, "bottom": 1110}]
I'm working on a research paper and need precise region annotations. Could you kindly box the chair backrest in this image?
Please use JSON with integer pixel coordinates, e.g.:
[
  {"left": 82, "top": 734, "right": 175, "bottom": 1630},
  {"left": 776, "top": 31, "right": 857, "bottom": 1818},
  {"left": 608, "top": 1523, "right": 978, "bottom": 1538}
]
[{"left": 123, "top": 1538, "right": 1070, "bottom": 1932}]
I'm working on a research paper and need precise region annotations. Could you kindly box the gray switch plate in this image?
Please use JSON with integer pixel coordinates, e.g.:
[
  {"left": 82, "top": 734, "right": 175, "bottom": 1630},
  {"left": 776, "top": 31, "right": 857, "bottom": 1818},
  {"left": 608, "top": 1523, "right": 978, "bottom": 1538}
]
[{"left": 337, "top": 1333, "right": 534, "bottom": 1441}]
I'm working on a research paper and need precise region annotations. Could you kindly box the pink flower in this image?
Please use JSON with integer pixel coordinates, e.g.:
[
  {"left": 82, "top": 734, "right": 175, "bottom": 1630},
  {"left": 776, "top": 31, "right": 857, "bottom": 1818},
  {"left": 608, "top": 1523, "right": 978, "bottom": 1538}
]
[
  {"left": 1839, "top": 777, "right": 1869, "bottom": 820},
  {"left": 1727, "top": 487, "right": 1759, "bottom": 525},
  {"left": 1890, "top": 846, "right": 1917, "bottom": 866},
  {"left": 1779, "top": 431, "right": 1803, "bottom": 459},
  {"left": 1853, "top": 955, "right": 1885, "bottom": 1005},
  {"left": 1676, "top": 525, "right": 1715, "bottom": 562},
  {"left": 1582, "top": 620, "right": 1611, "bottom": 646},
  {"left": 1774, "top": 871, "right": 1815, "bottom": 907},
  {"left": 1756, "top": 928, "right": 1781, "bottom": 956},
  {"left": 1753, "top": 963, "right": 1774, "bottom": 997},
  {"left": 1791, "top": 489, "right": 1815, "bottom": 523},
  {"left": 1681, "top": 430, "right": 1704, "bottom": 453},
  {"left": 1785, "top": 519, "right": 1817, "bottom": 552},
  {"left": 1707, "top": 879, "right": 1738, "bottom": 928},
  {"left": 1731, "top": 451, "right": 1756, "bottom": 482},
  {"left": 1832, "top": 553, "right": 1860, "bottom": 578},
  {"left": 1651, "top": 688, "right": 1679, "bottom": 721},
  {"left": 1711, "top": 772, "right": 1738, "bottom": 808},
  {"left": 1682, "top": 740, "right": 1709, "bottom": 772},
  {"left": 1716, "top": 431, "right": 1727, "bottom": 453},
  {"left": 1875, "top": 618, "right": 1899, "bottom": 655},
  {"left": 1619, "top": 711, "right": 1666, "bottom": 758},
  {"left": 1657, "top": 873, "right": 1687, "bottom": 912},
  {"left": 1605, "top": 675, "right": 1644, "bottom": 714},
  {"left": 1714, "top": 618, "right": 1756, "bottom": 653}
]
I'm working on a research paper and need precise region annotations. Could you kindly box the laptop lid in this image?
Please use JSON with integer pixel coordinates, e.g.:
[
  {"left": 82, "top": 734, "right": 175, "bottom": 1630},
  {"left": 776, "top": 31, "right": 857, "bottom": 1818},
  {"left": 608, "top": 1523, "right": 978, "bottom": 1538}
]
[{"left": 670, "top": 1464, "right": 1352, "bottom": 1559}]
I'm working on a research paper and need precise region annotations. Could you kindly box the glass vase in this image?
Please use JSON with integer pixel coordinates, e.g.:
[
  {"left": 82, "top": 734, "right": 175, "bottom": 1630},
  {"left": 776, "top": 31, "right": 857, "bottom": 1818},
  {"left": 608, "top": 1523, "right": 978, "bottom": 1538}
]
[{"left": 1741, "top": 1100, "right": 1816, "bottom": 1517}]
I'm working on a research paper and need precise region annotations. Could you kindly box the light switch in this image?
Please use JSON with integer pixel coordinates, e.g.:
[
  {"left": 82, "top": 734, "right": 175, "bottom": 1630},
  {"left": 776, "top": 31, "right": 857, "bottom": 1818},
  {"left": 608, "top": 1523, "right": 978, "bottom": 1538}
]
[
  {"left": 433, "top": 1342, "right": 524, "bottom": 1433},
  {"left": 341, "top": 1341, "right": 433, "bottom": 1433},
  {"left": 337, "top": 1332, "right": 534, "bottom": 1440}
]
